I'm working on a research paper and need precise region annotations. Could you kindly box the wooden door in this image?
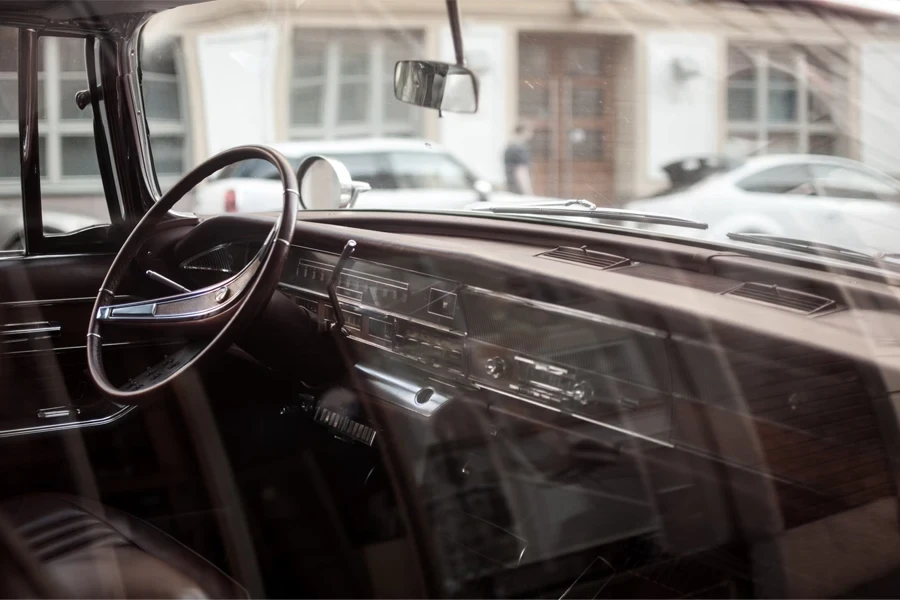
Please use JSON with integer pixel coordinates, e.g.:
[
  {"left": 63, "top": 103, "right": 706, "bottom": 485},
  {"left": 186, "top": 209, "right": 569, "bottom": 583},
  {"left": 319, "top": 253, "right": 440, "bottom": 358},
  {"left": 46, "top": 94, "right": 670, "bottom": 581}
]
[{"left": 518, "top": 34, "right": 618, "bottom": 204}]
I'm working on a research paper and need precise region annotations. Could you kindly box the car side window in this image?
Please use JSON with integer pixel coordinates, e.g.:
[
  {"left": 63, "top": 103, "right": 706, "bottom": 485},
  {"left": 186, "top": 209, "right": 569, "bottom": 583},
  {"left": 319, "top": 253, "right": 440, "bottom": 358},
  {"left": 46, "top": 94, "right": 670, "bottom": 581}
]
[
  {"left": 736, "top": 164, "right": 817, "bottom": 196},
  {"left": 811, "top": 165, "right": 900, "bottom": 202},
  {"left": 386, "top": 151, "right": 473, "bottom": 190},
  {"left": 0, "top": 27, "right": 24, "bottom": 252},
  {"left": 329, "top": 153, "right": 394, "bottom": 190}
]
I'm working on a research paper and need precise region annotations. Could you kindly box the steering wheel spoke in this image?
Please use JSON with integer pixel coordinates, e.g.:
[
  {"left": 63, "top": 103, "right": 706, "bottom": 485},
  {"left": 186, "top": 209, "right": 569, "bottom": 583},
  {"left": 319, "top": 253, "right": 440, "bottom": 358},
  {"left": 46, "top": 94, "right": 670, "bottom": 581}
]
[{"left": 97, "top": 250, "right": 263, "bottom": 326}]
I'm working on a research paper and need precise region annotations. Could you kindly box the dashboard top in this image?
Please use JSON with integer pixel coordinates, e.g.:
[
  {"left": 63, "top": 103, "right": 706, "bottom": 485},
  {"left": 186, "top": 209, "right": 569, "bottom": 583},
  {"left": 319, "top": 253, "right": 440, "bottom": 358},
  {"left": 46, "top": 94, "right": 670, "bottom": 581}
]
[{"left": 174, "top": 212, "right": 900, "bottom": 392}]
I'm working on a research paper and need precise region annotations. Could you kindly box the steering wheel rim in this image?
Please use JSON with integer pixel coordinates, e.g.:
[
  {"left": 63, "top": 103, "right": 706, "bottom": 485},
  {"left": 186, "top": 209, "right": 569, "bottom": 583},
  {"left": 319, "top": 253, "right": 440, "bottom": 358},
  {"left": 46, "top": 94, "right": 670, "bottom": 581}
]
[{"left": 87, "top": 145, "right": 298, "bottom": 403}]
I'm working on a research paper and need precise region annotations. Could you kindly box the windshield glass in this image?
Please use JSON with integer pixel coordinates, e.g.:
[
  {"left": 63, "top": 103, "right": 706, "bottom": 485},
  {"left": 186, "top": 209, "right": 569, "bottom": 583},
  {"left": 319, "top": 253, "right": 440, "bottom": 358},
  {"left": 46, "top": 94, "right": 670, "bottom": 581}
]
[{"left": 141, "top": 1, "right": 900, "bottom": 257}]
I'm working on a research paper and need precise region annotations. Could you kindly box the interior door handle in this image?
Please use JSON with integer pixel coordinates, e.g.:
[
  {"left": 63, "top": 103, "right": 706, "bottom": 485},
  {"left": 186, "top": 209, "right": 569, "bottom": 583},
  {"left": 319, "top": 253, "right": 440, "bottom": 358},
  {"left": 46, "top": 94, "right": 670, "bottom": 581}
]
[{"left": 0, "top": 321, "right": 61, "bottom": 344}]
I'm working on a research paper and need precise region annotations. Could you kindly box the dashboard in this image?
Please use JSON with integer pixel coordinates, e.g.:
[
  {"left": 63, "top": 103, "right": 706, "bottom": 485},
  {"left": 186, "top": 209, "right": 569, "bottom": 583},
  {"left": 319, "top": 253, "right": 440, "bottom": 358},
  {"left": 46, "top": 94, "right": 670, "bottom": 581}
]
[
  {"left": 173, "top": 212, "right": 900, "bottom": 597},
  {"left": 186, "top": 241, "right": 675, "bottom": 443}
]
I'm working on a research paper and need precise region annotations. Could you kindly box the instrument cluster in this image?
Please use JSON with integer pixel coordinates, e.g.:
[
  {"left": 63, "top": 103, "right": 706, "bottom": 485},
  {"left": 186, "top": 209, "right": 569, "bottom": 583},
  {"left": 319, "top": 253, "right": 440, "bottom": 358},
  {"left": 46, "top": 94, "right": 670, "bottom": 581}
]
[{"left": 275, "top": 242, "right": 674, "bottom": 441}]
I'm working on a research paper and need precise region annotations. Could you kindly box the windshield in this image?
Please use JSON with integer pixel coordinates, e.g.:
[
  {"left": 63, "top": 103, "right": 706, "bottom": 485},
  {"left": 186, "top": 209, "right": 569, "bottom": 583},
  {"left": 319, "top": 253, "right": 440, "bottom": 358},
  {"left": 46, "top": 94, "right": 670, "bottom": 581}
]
[{"left": 141, "top": 1, "right": 900, "bottom": 257}]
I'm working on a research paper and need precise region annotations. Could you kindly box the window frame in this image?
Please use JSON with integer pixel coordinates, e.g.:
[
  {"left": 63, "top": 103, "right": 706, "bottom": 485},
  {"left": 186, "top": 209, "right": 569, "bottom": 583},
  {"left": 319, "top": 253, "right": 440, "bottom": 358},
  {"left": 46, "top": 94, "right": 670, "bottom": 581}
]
[
  {"left": 726, "top": 45, "right": 845, "bottom": 157},
  {"left": 9, "top": 29, "right": 123, "bottom": 256},
  {"left": 138, "top": 34, "right": 190, "bottom": 193}
]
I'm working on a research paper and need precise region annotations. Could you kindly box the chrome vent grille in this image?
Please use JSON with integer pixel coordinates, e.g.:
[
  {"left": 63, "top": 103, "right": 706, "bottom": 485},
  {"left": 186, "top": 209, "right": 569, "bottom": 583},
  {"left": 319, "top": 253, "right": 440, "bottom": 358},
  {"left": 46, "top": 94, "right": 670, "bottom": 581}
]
[
  {"left": 724, "top": 282, "right": 836, "bottom": 315},
  {"left": 537, "top": 246, "right": 631, "bottom": 270},
  {"left": 180, "top": 242, "right": 259, "bottom": 274}
]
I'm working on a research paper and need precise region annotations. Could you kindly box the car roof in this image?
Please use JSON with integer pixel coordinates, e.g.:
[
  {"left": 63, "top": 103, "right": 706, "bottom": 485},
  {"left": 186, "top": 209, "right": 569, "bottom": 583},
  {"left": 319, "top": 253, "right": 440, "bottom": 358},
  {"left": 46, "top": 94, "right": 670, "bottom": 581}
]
[
  {"left": 270, "top": 138, "right": 446, "bottom": 157},
  {"left": 741, "top": 153, "right": 877, "bottom": 171}
]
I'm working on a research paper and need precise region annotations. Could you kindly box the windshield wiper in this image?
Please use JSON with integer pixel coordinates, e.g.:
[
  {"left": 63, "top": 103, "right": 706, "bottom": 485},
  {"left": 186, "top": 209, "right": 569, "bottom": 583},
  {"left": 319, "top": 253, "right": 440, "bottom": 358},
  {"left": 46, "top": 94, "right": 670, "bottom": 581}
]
[
  {"left": 726, "top": 232, "right": 879, "bottom": 267},
  {"left": 470, "top": 199, "right": 709, "bottom": 230}
]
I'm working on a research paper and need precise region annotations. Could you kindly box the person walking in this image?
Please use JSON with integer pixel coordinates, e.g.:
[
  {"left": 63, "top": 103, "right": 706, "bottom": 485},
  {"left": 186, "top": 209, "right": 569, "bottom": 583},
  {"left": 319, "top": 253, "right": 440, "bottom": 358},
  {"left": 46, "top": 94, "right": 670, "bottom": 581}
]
[{"left": 504, "top": 123, "right": 534, "bottom": 195}]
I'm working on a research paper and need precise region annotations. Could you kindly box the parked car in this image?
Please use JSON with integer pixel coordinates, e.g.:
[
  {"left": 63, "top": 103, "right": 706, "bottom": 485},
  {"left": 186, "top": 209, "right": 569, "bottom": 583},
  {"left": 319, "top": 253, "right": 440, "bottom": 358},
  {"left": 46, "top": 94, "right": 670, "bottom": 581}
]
[
  {"left": 193, "top": 138, "right": 547, "bottom": 214},
  {"left": 626, "top": 154, "right": 900, "bottom": 254}
]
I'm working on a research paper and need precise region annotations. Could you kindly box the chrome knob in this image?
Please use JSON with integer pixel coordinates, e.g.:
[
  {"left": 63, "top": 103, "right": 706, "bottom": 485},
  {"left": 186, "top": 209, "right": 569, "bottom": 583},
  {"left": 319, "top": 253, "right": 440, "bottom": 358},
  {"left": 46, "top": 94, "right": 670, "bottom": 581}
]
[
  {"left": 485, "top": 357, "right": 506, "bottom": 379},
  {"left": 572, "top": 381, "right": 593, "bottom": 405}
]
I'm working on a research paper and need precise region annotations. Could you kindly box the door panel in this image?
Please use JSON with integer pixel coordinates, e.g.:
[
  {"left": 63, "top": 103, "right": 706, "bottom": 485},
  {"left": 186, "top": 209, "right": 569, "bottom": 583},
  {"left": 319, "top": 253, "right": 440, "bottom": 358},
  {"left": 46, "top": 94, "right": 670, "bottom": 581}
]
[{"left": 0, "top": 254, "right": 163, "bottom": 438}]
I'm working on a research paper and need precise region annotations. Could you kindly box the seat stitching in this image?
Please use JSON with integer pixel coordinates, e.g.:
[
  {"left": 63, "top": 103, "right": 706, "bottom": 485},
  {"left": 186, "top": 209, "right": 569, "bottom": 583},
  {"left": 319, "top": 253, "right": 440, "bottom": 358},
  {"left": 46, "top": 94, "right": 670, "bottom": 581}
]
[{"left": 25, "top": 517, "right": 113, "bottom": 549}]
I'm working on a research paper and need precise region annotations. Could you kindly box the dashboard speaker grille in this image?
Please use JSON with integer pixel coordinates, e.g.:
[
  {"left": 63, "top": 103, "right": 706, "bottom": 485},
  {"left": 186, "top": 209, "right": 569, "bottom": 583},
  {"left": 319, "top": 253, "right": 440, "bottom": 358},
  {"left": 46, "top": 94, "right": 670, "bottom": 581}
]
[
  {"left": 537, "top": 246, "right": 632, "bottom": 270},
  {"left": 723, "top": 282, "right": 836, "bottom": 315}
]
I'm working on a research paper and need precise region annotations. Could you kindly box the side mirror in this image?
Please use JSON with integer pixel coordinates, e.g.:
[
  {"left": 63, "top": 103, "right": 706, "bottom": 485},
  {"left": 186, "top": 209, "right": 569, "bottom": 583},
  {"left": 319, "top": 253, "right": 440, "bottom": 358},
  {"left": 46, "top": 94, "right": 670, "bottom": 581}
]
[
  {"left": 297, "top": 155, "right": 371, "bottom": 210},
  {"left": 473, "top": 179, "right": 493, "bottom": 200},
  {"left": 394, "top": 60, "right": 478, "bottom": 114}
]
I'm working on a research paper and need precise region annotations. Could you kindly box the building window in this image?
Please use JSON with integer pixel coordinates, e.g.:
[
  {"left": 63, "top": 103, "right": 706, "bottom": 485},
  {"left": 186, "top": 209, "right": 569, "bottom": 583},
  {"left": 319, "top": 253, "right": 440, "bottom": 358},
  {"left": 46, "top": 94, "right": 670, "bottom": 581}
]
[
  {"left": 726, "top": 45, "right": 847, "bottom": 158},
  {"left": 39, "top": 37, "right": 100, "bottom": 191},
  {"left": 289, "top": 30, "right": 423, "bottom": 140},
  {"left": 141, "top": 36, "right": 188, "bottom": 191},
  {"left": 0, "top": 35, "right": 108, "bottom": 195}
]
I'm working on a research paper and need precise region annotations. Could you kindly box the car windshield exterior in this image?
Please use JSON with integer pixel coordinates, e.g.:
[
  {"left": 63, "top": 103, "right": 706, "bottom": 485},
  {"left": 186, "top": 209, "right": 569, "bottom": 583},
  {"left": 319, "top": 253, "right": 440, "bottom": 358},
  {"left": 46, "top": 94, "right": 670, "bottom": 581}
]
[{"left": 142, "top": 0, "right": 900, "bottom": 257}]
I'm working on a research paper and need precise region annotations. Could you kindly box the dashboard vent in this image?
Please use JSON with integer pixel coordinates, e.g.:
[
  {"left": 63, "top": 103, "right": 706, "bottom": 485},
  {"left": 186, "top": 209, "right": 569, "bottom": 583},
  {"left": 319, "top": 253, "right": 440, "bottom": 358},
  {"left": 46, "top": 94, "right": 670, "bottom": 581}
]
[
  {"left": 723, "top": 282, "right": 836, "bottom": 315},
  {"left": 537, "top": 246, "right": 631, "bottom": 270}
]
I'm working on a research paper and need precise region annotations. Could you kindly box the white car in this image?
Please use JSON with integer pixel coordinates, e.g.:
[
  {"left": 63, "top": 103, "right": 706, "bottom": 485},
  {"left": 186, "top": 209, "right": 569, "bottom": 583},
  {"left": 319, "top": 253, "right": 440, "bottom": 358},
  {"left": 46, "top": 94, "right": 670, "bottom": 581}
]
[
  {"left": 0, "top": 209, "right": 99, "bottom": 250},
  {"left": 626, "top": 154, "right": 900, "bottom": 254},
  {"left": 193, "top": 138, "right": 543, "bottom": 215}
]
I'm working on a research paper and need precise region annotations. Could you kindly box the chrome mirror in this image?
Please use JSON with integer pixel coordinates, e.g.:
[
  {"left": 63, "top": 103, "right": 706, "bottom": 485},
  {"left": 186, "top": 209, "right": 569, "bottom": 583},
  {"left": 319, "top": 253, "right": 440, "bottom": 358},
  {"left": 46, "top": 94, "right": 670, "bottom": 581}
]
[
  {"left": 393, "top": 60, "right": 478, "bottom": 114},
  {"left": 297, "top": 155, "right": 371, "bottom": 210}
]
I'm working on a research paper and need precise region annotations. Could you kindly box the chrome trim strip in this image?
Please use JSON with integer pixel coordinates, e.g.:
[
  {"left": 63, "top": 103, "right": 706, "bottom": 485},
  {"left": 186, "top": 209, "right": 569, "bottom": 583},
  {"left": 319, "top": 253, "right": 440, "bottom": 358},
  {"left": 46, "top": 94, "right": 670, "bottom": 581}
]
[
  {"left": 279, "top": 285, "right": 465, "bottom": 335},
  {"left": 0, "top": 404, "right": 136, "bottom": 439},
  {"left": 3, "top": 339, "right": 181, "bottom": 357},
  {"left": 0, "top": 322, "right": 61, "bottom": 343},
  {"left": 0, "top": 252, "right": 116, "bottom": 263},
  {"left": 276, "top": 238, "right": 290, "bottom": 247},
  {"left": 285, "top": 189, "right": 300, "bottom": 197},
  {"left": 0, "top": 296, "right": 97, "bottom": 308},
  {"left": 87, "top": 332, "right": 102, "bottom": 339},
  {"left": 474, "top": 382, "right": 673, "bottom": 448},
  {"left": 464, "top": 286, "right": 667, "bottom": 338},
  {"left": 355, "top": 363, "right": 454, "bottom": 417}
]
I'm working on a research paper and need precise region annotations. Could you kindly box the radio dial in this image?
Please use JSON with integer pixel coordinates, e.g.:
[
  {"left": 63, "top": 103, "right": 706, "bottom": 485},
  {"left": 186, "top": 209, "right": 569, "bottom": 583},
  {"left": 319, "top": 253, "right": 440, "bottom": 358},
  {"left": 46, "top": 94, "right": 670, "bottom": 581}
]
[
  {"left": 572, "top": 381, "right": 594, "bottom": 405},
  {"left": 485, "top": 357, "right": 506, "bottom": 379}
]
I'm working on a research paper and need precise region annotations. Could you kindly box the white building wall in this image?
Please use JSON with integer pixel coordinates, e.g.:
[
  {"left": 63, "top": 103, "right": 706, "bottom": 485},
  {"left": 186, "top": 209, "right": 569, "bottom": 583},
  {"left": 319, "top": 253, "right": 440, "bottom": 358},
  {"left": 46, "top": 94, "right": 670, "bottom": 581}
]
[
  {"left": 645, "top": 32, "right": 720, "bottom": 184},
  {"left": 860, "top": 42, "right": 900, "bottom": 177},
  {"left": 196, "top": 25, "right": 279, "bottom": 157},
  {"left": 439, "top": 23, "right": 509, "bottom": 185}
]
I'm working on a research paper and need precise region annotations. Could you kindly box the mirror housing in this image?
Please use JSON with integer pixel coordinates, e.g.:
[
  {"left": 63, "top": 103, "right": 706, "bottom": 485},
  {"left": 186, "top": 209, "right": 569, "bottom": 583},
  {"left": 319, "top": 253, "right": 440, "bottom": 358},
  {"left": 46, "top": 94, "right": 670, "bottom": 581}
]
[
  {"left": 393, "top": 60, "right": 479, "bottom": 114},
  {"left": 297, "top": 156, "right": 371, "bottom": 210},
  {"left": 473, "top": 179, "right": 493, "bottom": 200}
]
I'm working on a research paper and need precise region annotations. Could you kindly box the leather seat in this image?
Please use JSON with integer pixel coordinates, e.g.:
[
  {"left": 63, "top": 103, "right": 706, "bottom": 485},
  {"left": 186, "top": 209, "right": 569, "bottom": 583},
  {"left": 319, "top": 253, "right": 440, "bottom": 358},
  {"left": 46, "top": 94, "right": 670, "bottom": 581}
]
[{"left": 0, "top": 494, "right": 247, "bottom": 599}]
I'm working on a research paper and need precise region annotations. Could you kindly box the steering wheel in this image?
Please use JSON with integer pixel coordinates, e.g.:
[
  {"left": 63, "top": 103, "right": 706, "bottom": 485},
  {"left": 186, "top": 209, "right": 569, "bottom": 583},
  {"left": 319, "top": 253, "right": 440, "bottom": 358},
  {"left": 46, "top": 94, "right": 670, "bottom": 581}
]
[{"left": 87, "top": 145, "right": 298, "bottom": 403}]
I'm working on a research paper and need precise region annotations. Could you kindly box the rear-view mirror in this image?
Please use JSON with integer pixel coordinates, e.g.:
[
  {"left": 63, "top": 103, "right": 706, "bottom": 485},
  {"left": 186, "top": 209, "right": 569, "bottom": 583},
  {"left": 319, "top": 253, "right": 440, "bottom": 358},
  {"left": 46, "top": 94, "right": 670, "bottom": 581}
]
[{"left": 393, "top": 60, "right": 479, "bottom": 114}]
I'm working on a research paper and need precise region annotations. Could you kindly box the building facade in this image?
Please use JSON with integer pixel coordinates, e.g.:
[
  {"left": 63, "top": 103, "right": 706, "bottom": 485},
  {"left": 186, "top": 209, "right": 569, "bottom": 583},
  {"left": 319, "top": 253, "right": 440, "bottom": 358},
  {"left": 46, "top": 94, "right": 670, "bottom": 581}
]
[{"left": 28, "top": 0, "right": 900, "bottom": 208}]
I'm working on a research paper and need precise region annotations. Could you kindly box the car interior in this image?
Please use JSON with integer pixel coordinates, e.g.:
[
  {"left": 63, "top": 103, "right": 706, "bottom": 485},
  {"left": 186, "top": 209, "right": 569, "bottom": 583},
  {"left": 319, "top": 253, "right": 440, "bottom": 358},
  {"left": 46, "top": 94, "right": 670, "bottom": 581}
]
[{"left": 3, "top": 1, "right": 900, "bottom": 599}]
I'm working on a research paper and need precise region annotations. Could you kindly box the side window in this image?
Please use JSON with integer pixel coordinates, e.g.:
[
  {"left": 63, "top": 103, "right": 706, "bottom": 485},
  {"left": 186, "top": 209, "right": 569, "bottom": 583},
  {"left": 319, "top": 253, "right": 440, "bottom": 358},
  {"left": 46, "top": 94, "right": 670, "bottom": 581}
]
[
  {"left": 386, "top": 152, "right": 473, "bottom": 190},
  {"left": 37, "top": 36, "right": 110, "bottom": 237},
  {"left": 330, "top": 153, "right": 394, "bottom": 190},
  {"left": 811, "top": 165, "right": 900, "bottom": 202},
  {"left": 736, "top": 164, "right": 816, "bottom": 195},
  {"left": 0, "top": 31, "right": 109, "bottom": 252},
  {"left": 141, "top": 36, "right": 188, "bottom": 193},
  {"left": 0, "top": 27, "right": 23, "bottom": 252}
]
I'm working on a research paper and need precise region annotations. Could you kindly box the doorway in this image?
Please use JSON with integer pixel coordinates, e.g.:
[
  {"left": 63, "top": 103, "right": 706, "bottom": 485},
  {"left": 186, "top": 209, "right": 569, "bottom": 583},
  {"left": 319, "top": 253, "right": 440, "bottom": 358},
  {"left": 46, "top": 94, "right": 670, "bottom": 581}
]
[{"left": 517, "top": 33, "right": 620, "bottom": 204}]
